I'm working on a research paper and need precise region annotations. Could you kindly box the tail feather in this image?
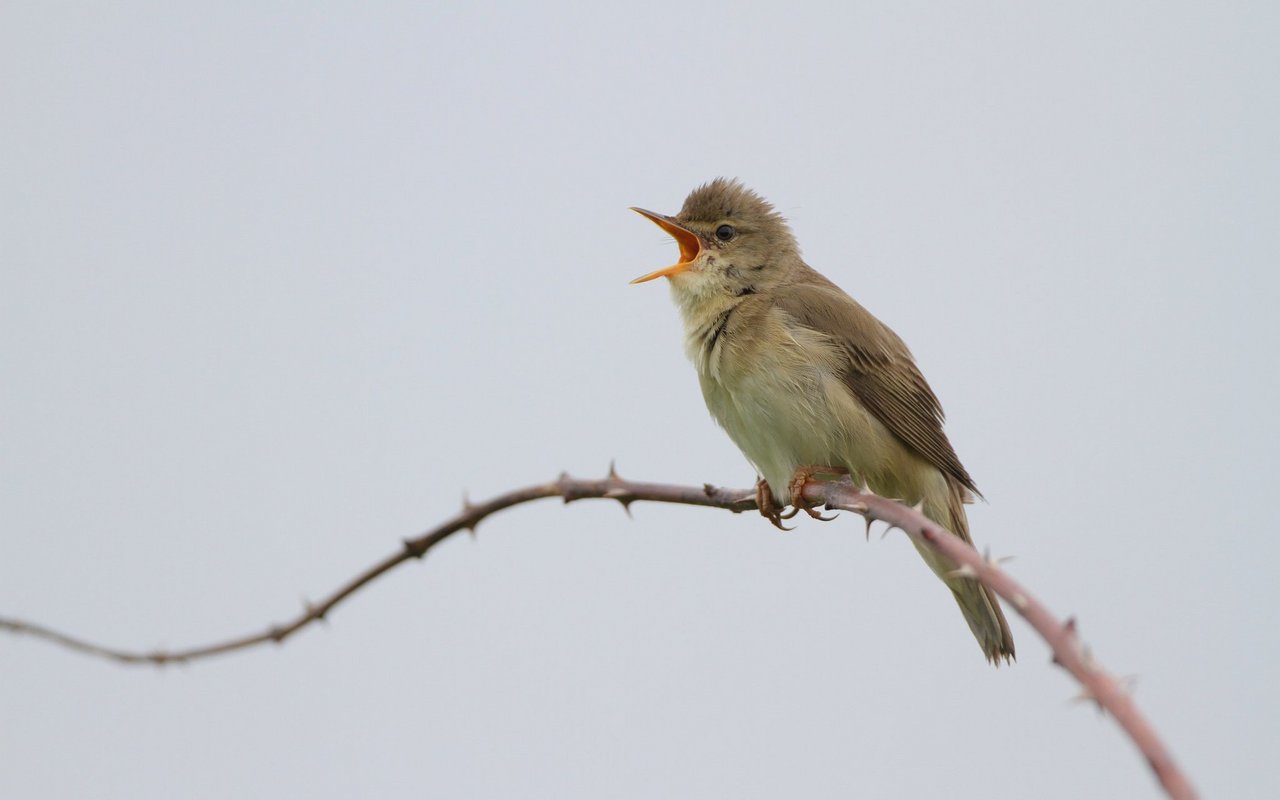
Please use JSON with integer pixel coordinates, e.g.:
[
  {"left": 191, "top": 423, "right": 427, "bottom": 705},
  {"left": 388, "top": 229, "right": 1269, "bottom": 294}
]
[{"left": 916, "top": 485, "right": 1016, "bottom": 665}]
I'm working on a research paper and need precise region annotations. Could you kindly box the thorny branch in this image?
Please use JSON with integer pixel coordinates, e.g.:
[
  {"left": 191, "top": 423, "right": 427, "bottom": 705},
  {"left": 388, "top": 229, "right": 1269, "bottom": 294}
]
[{"left": 0, "top": 467, "right": 1196, "bottom": 800}]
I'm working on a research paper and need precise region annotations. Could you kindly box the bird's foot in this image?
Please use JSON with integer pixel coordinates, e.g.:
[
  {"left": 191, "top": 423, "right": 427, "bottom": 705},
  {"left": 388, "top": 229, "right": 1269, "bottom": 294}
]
[
  {"left": 787, "top": 465, "right": 848, "bottom": 522},
  {"left": 755, "top": 477, "right": 794, "bottom": 531}
]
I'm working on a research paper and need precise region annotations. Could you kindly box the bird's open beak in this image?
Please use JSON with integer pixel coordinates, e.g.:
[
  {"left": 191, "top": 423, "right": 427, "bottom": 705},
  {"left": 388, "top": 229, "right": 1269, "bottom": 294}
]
[{"left": 629, "top": 207, "right": 704, "bottom": 284}]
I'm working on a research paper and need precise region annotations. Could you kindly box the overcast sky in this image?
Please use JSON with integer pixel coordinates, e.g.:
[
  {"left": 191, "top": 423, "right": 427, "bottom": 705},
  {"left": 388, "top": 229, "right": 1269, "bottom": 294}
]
[{"left": 2, "top": 3, "right": 1277, "bottom": 798}]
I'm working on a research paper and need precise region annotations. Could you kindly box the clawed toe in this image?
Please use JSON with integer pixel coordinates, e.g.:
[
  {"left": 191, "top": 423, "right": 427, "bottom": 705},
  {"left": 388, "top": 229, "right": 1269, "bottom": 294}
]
[
  {"left": 755, "top": 477, "right": 795, "bottom": 531},
  {"left": 787, "top": 465, "right": 848, "bottom": 523},
  {"left": 801, "top": 506, "right": 838, "bottom": 522},
  {"left": 754, "top": 468, "right": 848, "bottom": 529},
  {"left": 761, "top": 505, "right": 795, "bottom": 531},
  {"left": 764, "top": 511, "right": 795, "bottom": 531}
]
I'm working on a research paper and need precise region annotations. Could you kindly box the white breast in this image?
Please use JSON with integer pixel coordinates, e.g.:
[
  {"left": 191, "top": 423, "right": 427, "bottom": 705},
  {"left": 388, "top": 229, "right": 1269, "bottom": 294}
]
[{"left": 682, "top": 299, "right": 905, "bottom": 505}]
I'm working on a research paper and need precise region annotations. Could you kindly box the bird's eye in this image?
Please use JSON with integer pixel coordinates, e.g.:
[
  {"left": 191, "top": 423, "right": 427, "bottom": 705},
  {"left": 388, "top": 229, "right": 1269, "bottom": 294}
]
[{"left": 715, "top": 224, "right": 736, "bottom": 241}]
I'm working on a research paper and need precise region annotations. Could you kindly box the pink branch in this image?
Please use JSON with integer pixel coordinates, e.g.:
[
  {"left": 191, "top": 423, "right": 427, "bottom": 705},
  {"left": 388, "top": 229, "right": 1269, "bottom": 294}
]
[
  {"left": 810, "top": 477, "right": 1197, "bottom": 800},
  {"left": 0, "top": 468, "right": 1197, "bottom": 799}
]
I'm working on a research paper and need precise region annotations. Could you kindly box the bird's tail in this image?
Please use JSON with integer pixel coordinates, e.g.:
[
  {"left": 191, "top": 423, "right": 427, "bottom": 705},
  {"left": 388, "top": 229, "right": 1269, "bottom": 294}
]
[{"left": 914, "top": 486, "right": 1016, "bottom": 665}]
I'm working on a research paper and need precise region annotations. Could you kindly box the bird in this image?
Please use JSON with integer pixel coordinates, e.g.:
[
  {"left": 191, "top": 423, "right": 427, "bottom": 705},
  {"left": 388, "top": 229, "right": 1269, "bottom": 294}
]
[{"left": 629, "top": 178, "right": 1014, "bottom": 664}]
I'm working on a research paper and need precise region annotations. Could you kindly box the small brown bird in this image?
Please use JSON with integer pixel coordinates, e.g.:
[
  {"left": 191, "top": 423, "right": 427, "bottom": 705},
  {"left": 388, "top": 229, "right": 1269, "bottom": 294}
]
[{"left": 630, "top": 178, "right": 1014, "bottom": 664}]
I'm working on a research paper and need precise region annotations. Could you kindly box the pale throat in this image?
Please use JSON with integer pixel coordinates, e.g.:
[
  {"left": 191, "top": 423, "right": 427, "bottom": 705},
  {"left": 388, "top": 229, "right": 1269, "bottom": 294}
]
[{"left": 667, "top": 260, "right": 738, "bottom": 327}]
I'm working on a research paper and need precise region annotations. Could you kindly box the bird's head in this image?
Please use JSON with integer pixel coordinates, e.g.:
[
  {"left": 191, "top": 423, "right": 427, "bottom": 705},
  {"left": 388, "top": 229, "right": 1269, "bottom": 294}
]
[{"left": 630, "top": 178, "right": 799, "bottom": 297}]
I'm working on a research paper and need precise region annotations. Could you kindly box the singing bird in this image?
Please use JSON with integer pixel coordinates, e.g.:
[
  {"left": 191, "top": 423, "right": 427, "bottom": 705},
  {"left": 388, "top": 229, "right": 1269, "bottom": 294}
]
[{"left": 630, "top": 178, "right": 1014, "bottom": 664}]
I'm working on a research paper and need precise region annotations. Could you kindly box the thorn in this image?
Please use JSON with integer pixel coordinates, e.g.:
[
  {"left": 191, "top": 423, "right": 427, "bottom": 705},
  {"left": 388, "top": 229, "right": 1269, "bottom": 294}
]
[
  {"left": 911, "top": 498, "right": 925, "bottom": 513},
  {"left": 459, "top": 493, "right": 480, "bottom": 537},
  {"left": 556, "top": 471, "right": 574, "bottom": 501},
  {"left": 269, "top": 626, "right": 286, "bottom": 644},
  {"left": 947, "top": 563, "right": 979, "bottom": 580},
  {"left": 864, "top": 516, "right": 875, "bottom": 541},
  {"left": 982, "top": 547, "right": 1015, "bottom": 568},
  {"left": 607, "top": 459, "right": 620, "bottom": 480},
  {"left": 1068, "top": 670, "right": 1114, "bottom": 715},
  {"left": 302, "top": 597, "right": 327, "bottom": 626},
  {"left": 402, "top": 538, "right": 428, "bottom": 559},
  {"left": 1069, "top": 686, "right": 1101, "bottom": 708},
  {"left": 1054, "top": 619, "right": 1096, "bottom": 670},
  {"left": 604, "top": 488, "right": 635, "bottom": 518},
  {"left": 703, "top": 483, "right": 716, "bottom": 497},
  {"left": 880, "top": 524, "right": 898, "bottom": 540}
]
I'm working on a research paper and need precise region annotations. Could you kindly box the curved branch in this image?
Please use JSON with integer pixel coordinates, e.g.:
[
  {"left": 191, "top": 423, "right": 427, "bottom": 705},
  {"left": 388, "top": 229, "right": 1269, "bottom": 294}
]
[
  {"left": 0, "top": 468, "right": 1196, "bottom": 799},
  {"left": 808, "top": 479, "right": 1198, "bottom": 800},
  {"left": 0, "top": 469, "right": 753, "bottom": 665}
]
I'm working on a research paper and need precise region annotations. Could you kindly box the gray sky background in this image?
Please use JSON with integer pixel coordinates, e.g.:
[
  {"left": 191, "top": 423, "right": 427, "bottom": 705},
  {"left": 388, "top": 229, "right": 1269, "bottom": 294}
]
[{"left": 2, "top": 3, "right": 1277, "bottom": 798}]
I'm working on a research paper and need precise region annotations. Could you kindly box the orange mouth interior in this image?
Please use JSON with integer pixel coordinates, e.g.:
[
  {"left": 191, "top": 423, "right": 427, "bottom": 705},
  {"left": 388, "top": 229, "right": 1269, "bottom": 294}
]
[{"left": 629, "top": 208, "right": 703, "bottom": 283}]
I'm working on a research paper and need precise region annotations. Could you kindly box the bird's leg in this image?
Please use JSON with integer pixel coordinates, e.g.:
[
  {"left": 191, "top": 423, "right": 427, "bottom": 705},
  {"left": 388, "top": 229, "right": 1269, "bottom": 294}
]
[
  {"left": 787, "top": 465, "right": 848, "bottom": 521},
  {"left": 755, "top": 477, "right": 794, "bottom": 531}
]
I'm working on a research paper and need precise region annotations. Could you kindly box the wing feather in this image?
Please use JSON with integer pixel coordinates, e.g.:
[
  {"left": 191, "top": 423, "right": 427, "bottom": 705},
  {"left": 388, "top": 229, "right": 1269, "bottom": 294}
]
[{"left": 772, "top": 272, "right": 979, "bottom": 495}]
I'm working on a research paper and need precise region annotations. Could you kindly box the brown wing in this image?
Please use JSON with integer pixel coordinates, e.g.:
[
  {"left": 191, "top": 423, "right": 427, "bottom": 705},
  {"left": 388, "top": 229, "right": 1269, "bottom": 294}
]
[{"left": 773, "top": 270, "right": 980, "bottom": 495}]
